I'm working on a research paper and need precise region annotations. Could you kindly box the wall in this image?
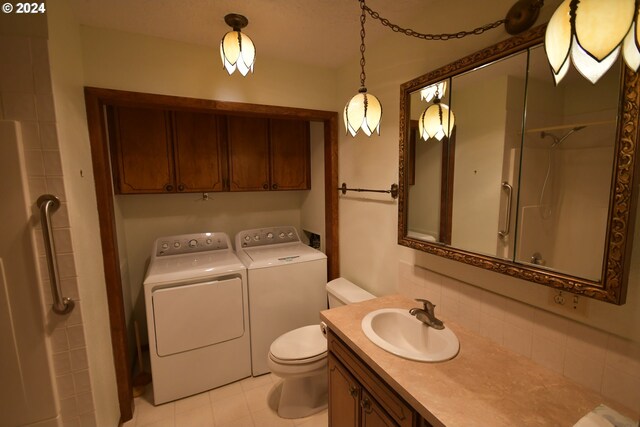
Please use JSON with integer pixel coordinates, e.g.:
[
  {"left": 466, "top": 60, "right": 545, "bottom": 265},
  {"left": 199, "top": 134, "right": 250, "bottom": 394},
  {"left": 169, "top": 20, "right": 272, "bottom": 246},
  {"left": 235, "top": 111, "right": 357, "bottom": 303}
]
[
  {"left": 79, "top": 18, "right": 337, "bottom": 364},
  {"left": 398, "top": 261, "right": 640, "bottom": 413},
  {"left": 38, "top": 0, "right": 640, "bottom": 420},
  {"left": 80, "top": 26, "right": 337, "bottom": 110},
  {"left": 47, "top": 1, "right": 120, "bottom": 425},
  {"left": 336, "top": 0, "right": 640, "bottom": 347},
  {"left": 0, "top": 2, "right": 116, "bottom": 426},
  {"left": 450, "top": 74, "right": 509, "bottom": 255}
]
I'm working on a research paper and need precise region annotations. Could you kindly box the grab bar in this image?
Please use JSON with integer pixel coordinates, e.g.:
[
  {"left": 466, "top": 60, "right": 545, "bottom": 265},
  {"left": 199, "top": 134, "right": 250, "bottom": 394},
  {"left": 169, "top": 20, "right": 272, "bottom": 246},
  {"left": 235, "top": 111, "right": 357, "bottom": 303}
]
[
  {"left": 37, "top": 194, "right": 74, "bottom": 315},
  {"left": 498, "top": 182, "right": 512, "bottom": 239}
]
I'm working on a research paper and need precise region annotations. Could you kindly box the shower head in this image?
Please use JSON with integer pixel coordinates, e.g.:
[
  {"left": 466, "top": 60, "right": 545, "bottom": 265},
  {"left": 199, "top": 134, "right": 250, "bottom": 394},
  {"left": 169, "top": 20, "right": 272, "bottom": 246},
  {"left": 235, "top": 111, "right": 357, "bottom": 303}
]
[{"left": 540, "top": 125, "right": 587, "bottom": 148}]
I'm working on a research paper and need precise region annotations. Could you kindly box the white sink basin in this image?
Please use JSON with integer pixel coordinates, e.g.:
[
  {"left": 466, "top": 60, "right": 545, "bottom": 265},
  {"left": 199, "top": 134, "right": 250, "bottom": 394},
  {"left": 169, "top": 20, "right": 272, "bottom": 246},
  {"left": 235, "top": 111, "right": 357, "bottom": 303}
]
[{"left": 361, "top": 308, "right": 459, "bottom": 362}]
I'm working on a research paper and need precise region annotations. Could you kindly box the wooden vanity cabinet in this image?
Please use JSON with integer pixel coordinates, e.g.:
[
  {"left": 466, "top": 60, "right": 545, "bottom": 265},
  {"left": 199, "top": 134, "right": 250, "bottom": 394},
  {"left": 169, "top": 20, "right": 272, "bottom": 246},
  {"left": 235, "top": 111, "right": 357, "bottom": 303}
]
[
  {"left": 328, "top": 330, "right": 427, "bottom": 427},
  {"left": 227, "top": 115, "right": 310, "bottom": 191}
]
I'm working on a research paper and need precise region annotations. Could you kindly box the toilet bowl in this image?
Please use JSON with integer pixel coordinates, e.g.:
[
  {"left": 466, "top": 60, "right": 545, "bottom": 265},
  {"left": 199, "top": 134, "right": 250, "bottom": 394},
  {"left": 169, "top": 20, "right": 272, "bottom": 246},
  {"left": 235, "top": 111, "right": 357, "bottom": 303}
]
[{"left": 268, "top": 278, "right": 375, "bottom": 419}]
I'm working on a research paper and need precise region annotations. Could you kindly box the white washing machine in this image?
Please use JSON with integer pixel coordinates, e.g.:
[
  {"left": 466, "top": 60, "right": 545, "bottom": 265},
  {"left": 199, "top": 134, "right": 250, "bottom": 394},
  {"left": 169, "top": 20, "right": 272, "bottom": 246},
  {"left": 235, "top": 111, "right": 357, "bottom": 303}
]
[
  {"left": 143, "top": 232, "right": 251, "bottom": 405},
  {"left": 235, "top": 226, "right": 327, "bottom": 376}
]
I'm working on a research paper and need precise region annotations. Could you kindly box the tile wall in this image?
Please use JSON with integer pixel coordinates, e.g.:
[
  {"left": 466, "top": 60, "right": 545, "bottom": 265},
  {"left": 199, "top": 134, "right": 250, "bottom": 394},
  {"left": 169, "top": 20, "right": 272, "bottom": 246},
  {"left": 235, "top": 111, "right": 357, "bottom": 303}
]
[
  {"left": 398, "top": 261, "right": 640, "bottom": 414},
  {"left": 0, "top": 33, "right": 97, "bottom": 427}
]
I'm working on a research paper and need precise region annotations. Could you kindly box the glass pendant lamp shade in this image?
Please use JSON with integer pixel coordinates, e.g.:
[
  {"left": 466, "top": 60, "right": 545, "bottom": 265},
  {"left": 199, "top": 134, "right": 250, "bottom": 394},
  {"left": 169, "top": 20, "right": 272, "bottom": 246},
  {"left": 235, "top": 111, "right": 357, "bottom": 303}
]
[
  {"left": 220, "top": 14, "right": 255, "bottom": 76},
  {"left": 420, "top": 81, "right": 447, "bottom": 102},
  {"left": 545, "top": 0, "right": 638, "bottom": 85},
  {"left": 344, "top": 89, "right": 382, "bottom": 137},
  {"left": 220, "top": 30, "right": 255, "bottom": 76},
  {"left": 418, "top": 103, "right": 454, "bottom": 141},
  {"left": 624, "top": 21, "right": 640, "bottom": 70}
]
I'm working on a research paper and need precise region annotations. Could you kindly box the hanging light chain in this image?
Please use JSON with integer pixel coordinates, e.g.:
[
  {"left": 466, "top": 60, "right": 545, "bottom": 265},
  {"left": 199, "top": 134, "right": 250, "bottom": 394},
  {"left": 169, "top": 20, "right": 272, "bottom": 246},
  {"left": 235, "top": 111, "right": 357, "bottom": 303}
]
[
  {"left": 359, "top": 0, "right": 367, "bottom": 89},
  {"left": 362, "top": 4, "right": 507, "bottom": 41}
]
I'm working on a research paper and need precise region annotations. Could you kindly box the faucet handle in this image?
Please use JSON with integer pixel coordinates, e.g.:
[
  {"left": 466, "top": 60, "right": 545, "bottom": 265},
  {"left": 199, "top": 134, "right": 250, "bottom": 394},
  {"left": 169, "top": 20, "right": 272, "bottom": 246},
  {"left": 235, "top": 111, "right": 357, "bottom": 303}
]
[{"left": 414, "top": 298, "right": 435, "bottom": 313}]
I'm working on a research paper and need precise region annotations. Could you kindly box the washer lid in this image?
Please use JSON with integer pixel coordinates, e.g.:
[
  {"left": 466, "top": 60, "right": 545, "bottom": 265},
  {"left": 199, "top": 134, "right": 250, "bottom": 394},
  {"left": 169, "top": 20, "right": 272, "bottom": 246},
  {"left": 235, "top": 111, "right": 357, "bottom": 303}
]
[
  {"left": 239, "top": 243, "right": 326, "bottom": 269},
  {"left": 270, "top": 325, "right": 327, "bottom": 361}
]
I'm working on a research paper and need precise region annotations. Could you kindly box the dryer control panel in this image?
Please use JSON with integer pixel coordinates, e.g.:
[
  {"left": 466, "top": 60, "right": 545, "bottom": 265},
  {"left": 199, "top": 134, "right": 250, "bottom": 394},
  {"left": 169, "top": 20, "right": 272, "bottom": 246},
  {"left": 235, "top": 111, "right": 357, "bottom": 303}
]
[
  {"left": 236, "top": 226, "right": 300, "bottom": 248},
  {"left": 154, "top": 232, "right": 231, "bottom": 257}
]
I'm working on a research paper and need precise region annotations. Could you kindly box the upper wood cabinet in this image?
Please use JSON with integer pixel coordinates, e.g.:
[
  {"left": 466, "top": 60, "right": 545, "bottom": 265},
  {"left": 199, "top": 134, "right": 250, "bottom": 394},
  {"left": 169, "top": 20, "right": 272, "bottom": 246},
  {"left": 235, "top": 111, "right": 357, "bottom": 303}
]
[
  {"left": 270, "top": 118, "right": 310, "bottom": 190},
  {"left": 227, "top": 116, "right": 270, "bottom": 191},
  {"left": 108, "top": 106, "right": 310, "bottom": 194},
  {"left": 109, "top": 106, "right": 175, "bottom": 194},
  {"left": 227, "top": 115, "right": 310, "bottom": 192},
  {"left": 173, "top": 111, "right": 227, "bottom": 192}
]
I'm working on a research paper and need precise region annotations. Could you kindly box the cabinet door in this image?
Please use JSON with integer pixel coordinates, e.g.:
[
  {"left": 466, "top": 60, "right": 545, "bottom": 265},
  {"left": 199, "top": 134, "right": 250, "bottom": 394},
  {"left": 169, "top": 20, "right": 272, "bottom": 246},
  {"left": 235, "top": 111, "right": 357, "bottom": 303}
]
[
  {"left": 227, "top": 116, "right": 270, "bottom": 191},
  {"left": 361, "top": 390, "right": 398, "bottom": 427},
  {"left": 328, "top": 354, "right": 360, "bottom": 427},
  {"left": 173, "top": 111, "right": 227, "bottom": 192},
  {"left": 109, "top": 106, "right": 174, "bottom": 193},
  {"left": 270, "top": 119, "right": 310, "bottom": 190}
]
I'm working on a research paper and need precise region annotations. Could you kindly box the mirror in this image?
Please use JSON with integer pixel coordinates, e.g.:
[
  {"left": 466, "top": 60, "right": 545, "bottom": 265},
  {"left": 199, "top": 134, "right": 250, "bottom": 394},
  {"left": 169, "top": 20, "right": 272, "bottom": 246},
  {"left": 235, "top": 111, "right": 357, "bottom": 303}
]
[{"left": 398, "top": 26, "right": 640, "bottom": 305}]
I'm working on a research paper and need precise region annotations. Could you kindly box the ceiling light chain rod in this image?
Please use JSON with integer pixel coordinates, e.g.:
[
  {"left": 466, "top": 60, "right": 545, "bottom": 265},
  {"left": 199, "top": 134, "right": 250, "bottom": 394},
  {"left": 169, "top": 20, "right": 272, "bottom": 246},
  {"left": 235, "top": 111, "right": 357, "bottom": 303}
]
[
  {"left": 359, "top": 0, "right": 367, "bottom": 89},
  {"left": 361, "top": 0, "right": 545, "bottom": 40}
]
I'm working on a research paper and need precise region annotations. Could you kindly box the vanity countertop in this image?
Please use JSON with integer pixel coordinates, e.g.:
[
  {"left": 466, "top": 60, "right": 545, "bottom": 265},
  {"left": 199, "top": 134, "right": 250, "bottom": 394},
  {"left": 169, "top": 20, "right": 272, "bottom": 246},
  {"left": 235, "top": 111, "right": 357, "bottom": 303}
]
[{"left": 320, "top": 294, "right": 639, "bottom": 427}]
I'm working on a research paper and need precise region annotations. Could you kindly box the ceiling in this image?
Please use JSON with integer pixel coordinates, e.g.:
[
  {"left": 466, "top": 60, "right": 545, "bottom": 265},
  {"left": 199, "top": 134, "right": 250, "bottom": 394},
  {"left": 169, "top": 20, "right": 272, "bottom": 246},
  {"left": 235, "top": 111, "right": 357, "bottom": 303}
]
[{"left": 68, "top": 0, "right": 514, "bottom": 69}]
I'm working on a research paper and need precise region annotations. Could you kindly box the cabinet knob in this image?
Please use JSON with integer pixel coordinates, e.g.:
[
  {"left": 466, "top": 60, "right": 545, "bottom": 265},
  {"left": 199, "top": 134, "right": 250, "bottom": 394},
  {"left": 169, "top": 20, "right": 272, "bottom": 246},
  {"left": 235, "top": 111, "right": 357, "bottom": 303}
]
[
  {"left": 271, "top": 183, "right": 278, "bottom": 190},
  {"left": 263, "top": 183, "right": 269, "bottom": 190},
  {"left": 178, "top": 184, "right": 185, "bottom": 192},
  {"left": 348, "top": 385, "right": 358, "bottom": 397},
  {"left": 164, "top": 184, "right": 174, "bottom": 192},
  {"left": 360, "top": 396, "right": 372, "bottom": 413}
]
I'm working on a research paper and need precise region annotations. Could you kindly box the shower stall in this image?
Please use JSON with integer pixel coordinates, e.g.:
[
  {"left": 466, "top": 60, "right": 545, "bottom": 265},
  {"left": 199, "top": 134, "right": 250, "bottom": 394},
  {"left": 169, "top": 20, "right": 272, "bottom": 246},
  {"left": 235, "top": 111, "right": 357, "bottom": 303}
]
[{"left": 515, "top": 57, "right": 620, "bottom": 281}]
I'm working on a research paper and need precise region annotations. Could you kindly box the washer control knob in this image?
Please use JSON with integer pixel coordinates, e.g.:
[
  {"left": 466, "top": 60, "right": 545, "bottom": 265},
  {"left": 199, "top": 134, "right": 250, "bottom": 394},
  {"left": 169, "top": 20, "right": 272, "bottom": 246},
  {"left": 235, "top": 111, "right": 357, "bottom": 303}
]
[
  {"left": 254, "top": 234, "right": 261, "bottom": 241},
  {"left": 161, "top": 242, "right": 169, "bottom": 250},
  {"left": 244, "top": 235, "right": 251, "bottom": 242},
  {"left": 189, "top": 239, "right": 197, "bottom": 248},
  {"left": 173, "top": 241, "right": 181, "bottom": 248},
  {"left": 206, "top": 238, "right": 212, "bottom": 245},
  {"left": 266, "top": 232, "right": 274, "bottom": 239},
  {"left": 279, "top": 232, "right": 285, "bottom": 238},
  {"left": 287, "top": 232, "right": 294, "bottom": 238}
]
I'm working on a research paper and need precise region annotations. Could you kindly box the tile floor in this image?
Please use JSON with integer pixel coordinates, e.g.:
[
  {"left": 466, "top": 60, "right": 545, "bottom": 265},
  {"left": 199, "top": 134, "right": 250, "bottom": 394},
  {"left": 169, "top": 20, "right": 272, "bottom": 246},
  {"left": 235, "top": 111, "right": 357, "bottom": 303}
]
[{"left": 123, "top": 374, "right": 328, "bottom": 427}]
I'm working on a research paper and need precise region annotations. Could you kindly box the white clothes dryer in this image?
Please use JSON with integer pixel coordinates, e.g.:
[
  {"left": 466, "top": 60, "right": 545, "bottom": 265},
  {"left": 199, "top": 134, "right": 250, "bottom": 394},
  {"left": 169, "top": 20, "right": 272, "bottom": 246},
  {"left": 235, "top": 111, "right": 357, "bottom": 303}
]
[
  {"left": 235, "top": 226, "right": 327, "bottom": 376},
  {"left": 143, "top": 232, "right": 250, "bottom": 405}
]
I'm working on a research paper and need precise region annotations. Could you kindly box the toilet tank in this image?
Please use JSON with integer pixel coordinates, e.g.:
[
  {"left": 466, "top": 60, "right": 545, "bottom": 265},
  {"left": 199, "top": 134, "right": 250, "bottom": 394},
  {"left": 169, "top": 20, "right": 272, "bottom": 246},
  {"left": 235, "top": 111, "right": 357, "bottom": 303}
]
[{"left": 326, "top": 278, "right": 375, "bottom": 308}]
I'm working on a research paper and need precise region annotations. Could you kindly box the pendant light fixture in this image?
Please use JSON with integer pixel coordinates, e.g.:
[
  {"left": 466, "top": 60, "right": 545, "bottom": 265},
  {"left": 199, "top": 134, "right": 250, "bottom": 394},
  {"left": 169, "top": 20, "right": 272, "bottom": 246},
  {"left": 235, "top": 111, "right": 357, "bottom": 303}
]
[
  {"left": 418, "top": 84, "right": 455, "bottom": 141},
  {"left": 342, "top": 0, "right": 545, "bottom": 137},
  {"left": 344, "top": 0, "right": 382, "bottom": 137},
  {"left": 220, "top": 13, "right": 256, "bottom": 76},
  {"left": 545, "top": 0, "right": 640, "bottom": 85}
]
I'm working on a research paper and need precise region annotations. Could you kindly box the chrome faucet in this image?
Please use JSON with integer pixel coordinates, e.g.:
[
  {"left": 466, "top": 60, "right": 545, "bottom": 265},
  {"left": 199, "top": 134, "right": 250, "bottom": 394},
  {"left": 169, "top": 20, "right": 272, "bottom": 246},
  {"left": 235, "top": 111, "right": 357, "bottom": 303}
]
[{"left": 409, "top": 299, "right": 444, "bottom": 330}]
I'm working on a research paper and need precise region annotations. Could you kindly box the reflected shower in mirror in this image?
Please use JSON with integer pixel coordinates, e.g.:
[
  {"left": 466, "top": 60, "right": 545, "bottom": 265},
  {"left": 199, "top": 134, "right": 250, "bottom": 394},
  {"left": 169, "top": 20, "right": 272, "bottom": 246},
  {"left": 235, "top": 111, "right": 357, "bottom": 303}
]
[
  {"left": 399, "top": 26, "right": 638, "bottom": 304},
  {"left": 517, "top": 45, "right": 620, "bottom": 281}
]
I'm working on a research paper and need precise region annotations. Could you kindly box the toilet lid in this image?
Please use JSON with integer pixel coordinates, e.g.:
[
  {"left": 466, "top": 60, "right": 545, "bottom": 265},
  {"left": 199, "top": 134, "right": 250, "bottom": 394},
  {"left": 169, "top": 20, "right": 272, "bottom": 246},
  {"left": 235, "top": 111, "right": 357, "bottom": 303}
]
[{"left": 270, "top": 325, "right": 327, "bottom": 361}]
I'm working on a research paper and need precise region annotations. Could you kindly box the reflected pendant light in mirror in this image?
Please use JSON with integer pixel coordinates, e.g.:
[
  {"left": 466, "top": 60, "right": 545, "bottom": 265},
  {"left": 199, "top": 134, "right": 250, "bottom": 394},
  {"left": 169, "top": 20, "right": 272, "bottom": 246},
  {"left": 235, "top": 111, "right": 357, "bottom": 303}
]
[
  {"left": 418, "top": 100, "right": 455, "bottom": 141},
  {"left": 545, "top": 0, "right": 640, "bottom": 84},
  {"left": 220, "top": 13, "right": 256, "bottom": 76}
]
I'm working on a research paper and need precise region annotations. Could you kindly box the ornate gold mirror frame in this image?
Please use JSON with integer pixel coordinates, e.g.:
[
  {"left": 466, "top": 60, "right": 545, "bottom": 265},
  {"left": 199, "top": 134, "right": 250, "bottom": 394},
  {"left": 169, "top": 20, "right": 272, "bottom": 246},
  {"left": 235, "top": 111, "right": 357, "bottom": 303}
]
[{"left": 398, "top": 26, "right": 640, "bottom": 305}]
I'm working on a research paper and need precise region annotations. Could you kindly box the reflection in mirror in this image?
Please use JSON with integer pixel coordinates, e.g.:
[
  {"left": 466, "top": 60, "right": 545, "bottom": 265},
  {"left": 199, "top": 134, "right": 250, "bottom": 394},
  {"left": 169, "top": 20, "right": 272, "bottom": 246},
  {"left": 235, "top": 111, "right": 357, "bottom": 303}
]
[
  {"left": 449, "top": 51, "right": 527, "bottom": 259},
  {"left": 407, "top": 80, "right": 453, "bottom": 244},
  {"left": 516, "top": 45, "right": 621, "bottom": 281},
  {"left": 399, "top": 26, "right": 639, "bottom": 304}
]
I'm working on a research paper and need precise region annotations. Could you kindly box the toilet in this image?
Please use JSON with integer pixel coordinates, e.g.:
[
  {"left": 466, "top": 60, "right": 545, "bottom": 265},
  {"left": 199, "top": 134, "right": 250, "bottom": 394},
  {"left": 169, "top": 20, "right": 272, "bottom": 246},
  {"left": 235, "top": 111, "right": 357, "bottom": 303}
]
[{"left": 267, "top": 277, "right": 375, "bottom": 419}]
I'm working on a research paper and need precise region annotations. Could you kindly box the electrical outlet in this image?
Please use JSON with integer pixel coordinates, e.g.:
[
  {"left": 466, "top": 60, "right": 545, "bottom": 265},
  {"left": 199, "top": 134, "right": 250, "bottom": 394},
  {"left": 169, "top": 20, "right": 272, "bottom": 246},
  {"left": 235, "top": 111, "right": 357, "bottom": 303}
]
[{"left": 548, "top": 289, "right": 589, "bottom": 317}]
